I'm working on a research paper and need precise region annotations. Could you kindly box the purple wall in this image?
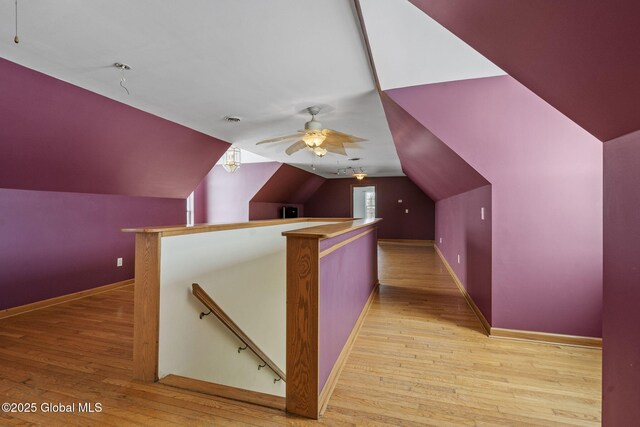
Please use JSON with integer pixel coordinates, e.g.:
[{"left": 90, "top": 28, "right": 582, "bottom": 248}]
[
  {"left": 248, "top": 202, "right": 304, "bottom": 221},
  {"left": 305, "top": 177, "right": 435, "bottom": 240},
  {"left": 379, "top": 92, "right": 489, "bottom": 201},
  {"left": 388, "top": 76, "right": 602, "bottom": 337},
  {"left": 0, "top": 58, "right": 228, "bottom": 199},
  {"left": 436, "top": 185, "right": 492, "bottom": 322},
  {"left": 602, "top": 130, "right": 640, "bottom": 425},
  {"left": 251, "top": 164, "right": 325, "bottom": 210},
  {"left": 319, "top": 226, "right": 377, "bottom": 391},
  {"left": 194, "top": 163, "right": 281, "bottom": 223},
  {"left": 409, "top": 1, "right": 640, "bottom": 142},
  {"left": 248, "top": 164, "right": 326, "bottom": 221},
  {"left": 0, "top": 188, "right": 184, "bottom": 310}
]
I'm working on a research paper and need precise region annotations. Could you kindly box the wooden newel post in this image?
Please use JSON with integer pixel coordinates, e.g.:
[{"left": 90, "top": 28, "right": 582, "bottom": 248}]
[
  {"left": 132, "top": 232, "right": 161, "bottom": 382},
  {"left": 285, "top": 235, "right": 320, "bottom": 419}
]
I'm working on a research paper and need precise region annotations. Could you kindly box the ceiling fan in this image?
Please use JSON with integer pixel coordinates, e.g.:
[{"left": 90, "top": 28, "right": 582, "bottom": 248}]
[{"left": 255, "top": 106, "right": 366, "bottom": 157}]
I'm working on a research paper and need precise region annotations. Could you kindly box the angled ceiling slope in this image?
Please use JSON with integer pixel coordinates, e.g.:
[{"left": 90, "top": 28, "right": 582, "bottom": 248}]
[
  {"left": 358, "top": 0, "right": 504, "bottom": 91},
  {"left": 379, "top": 92, "right": 489, "bottom": 201},
  {"left": 0, "top": 58, "right": 228, "bottom": 199},
  {"left": 251, "top": 164, "right": 326, "bottom": 205},
  {"left": 409, "top": 0, "right": 640, "bottom": 142}
]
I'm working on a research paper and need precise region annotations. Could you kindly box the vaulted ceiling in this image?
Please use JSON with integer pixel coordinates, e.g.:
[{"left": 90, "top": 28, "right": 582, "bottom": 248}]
[
  {"left": 0, "top": 0, "right": 400, "bottom": 177},
  {"left": 1, "top": 0, "right": 634, "bottom": 198},
  {"left": 0, "top": 0, "right": 508, "bottom": 183}
]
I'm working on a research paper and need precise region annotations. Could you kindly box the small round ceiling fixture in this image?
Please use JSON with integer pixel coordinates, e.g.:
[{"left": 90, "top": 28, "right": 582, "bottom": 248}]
[{"left": 223, "top": 116, "right": 241, "bottom": 123}]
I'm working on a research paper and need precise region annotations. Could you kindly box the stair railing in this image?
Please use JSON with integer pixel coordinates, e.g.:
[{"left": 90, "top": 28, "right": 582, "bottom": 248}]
[{"left": 191, "top": 283, "right": 286, "bottom": 383}]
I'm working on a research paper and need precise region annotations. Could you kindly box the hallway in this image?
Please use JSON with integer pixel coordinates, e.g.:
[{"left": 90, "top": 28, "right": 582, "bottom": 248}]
[
  {"left": 332, "top": 242, "right": 601, "bottom": 425},
  {"left": 0, "top": 242, "right": 601, "bottom": 425}
]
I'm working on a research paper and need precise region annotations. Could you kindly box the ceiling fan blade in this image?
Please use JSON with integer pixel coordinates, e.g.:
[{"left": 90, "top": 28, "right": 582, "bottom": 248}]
[
  {"left": 256, "top": 132, "right": 303, "bottom": 145},
  {"left": 322, "top": 129, "right": 367, "bottom": 144},
  {"left": 325, "top": 144, "right": 348, "bottom": 156},
  {"left": 285, "top": 140, "right": 307, "bottom": 155}
]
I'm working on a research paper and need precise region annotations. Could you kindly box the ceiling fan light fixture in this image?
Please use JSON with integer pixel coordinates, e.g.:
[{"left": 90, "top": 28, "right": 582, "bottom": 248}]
[
  {"left": 303, "top": 131, "right": 326, "bottom": 148},
  {"left": 313, "top": 146, "right": 327, "bottom": 157}
]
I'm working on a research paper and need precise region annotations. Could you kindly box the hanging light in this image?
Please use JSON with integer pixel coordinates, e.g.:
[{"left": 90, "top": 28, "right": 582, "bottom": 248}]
[
  {"left": 313, "top": 146, "right": 327, "bottom": 157},
  {"left": 222, "top": 146, "right": 241, "bottom": 173},
  {"left": 302, "top": 131, "right": 326, "bottom": 148},
  {"left": 353, "top": 167, "right": 367, "bottom": 180}
]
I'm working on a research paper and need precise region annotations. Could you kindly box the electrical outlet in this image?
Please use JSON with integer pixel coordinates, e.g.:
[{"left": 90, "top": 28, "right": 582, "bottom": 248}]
[
  {"left": 457, "top": 254, "right": 461, "bottom": 264},
  {"left": 117, "top": 257, "right": 123, "bottom": 267},
  {"left": 398, "top": 199, "right": 403, "bottom": 203},
  {"left": 439, "top": 238, "right": 443, "bottom": 244},
  {"left": 481, "top": 207, "right": 485, "bottom": 220},
  {"left": 405, "top": 209, "right": 409, "bottom": 213}
]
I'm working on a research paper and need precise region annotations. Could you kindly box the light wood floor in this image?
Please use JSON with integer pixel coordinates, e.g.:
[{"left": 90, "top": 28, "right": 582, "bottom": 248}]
[{"left": 0, "top": 242, "right": 601, "bottom": 426}]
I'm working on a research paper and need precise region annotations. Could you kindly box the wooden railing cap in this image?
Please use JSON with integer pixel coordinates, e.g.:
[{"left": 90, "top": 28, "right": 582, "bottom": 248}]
[
  {"left": 122, "top": 217, "right": 353, "bottom": 237},
  {"left": 281, "top": 218, "right": 382, "bottom": 239}
]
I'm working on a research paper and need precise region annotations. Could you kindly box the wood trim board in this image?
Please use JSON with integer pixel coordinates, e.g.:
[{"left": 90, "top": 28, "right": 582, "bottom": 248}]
[
  {"left": 285, "top": 236, "right": 320, "bottom": 419},
  {"left": 434, "top": 245, "right": 491, "bottom": 335},
  {"left": 282, "top": 218, "right": 381, "bottom": 239},
  {"left": 435, "top": 245, "right": 602, "bottom": 348},
  {"left": 123, "top": 217, "right": 353, "bottom": 236},
  {"left": 319, "top": 228, "right": 375, "bottom": 258},
  {"left": 0, "top": 279, "right": 133, "bottom": 320},
  {"left": 490, "top": 327, "right": 602, "bottom": 349},
  {"left": 133, "top": 232, "right": 161, "bottom": 382},
  {"left": 159, "top": 374, "right": 286, "bottom": 411},
  {"left": 378, "top": 239, "right": 434, "bottom": 246}
]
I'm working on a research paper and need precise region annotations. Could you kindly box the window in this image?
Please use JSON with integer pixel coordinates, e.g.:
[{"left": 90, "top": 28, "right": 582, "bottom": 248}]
[
  {"left": 352, "top": 186, "right": 376, "bottom": 219},
  {"left": 365, "top": 190, "right": 376, "bottom": 219}
]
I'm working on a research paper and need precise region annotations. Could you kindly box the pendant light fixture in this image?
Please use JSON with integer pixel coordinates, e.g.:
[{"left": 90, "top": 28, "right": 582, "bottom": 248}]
[
  {"left": 222, "top": 146, "right": 241, "bottom": 173},
  {"left": 336, "top": 166, "right": 368, "bottom": 180},
  {"left": 353, "top": 168, "right": 367, "bottom": 180}
]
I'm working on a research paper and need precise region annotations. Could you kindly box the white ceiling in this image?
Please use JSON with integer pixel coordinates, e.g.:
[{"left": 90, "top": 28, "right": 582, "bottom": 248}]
[
  {"left": 0, "top": 0, "right": 402, "bottom": 177},
  {"left": 359, "top": 0, "right": 505, "bottom": 91},
  {"left": 216, "top": 149, "right": 272, "bottom": 165}
]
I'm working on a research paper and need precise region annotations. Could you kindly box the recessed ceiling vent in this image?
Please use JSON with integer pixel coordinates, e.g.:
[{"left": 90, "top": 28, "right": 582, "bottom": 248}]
[{"left": 223, "top": 116, "right": 241, "bottom": 123}]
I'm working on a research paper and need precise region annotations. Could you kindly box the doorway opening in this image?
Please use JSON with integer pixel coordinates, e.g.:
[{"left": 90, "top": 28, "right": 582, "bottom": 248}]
[{"left": 352, "top": 186, "right": 376, "bottom": 219}]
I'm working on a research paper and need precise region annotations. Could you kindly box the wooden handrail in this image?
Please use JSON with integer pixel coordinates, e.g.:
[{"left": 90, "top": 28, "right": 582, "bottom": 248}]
[{"left": 191, "top": 283, "right": 286, "bottom": 382}]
